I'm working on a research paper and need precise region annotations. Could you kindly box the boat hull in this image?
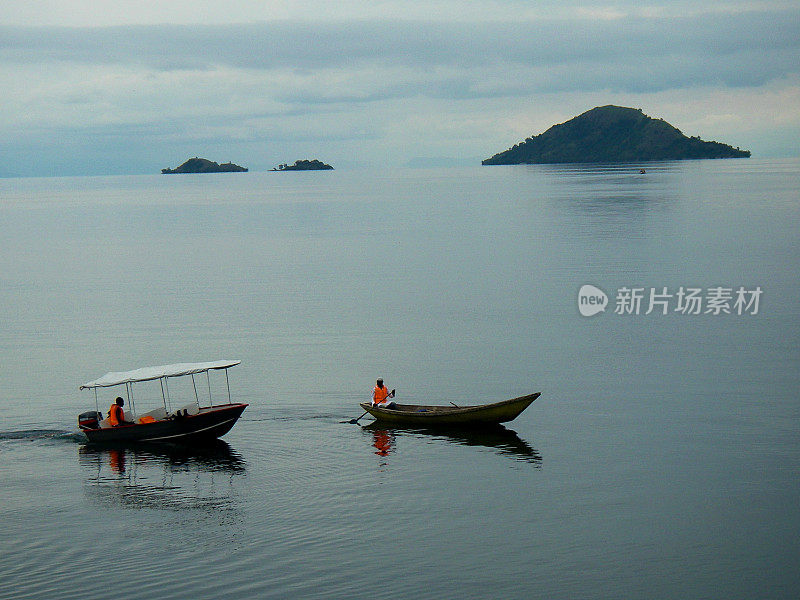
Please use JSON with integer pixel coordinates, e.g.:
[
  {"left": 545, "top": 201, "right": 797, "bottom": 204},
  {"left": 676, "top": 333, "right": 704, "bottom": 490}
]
[
  {"left": 82, "top": 403, "right": 248, "bottom": 444},
  {"left": 359, "top": 392, "right": 540, "bottom": 426}
]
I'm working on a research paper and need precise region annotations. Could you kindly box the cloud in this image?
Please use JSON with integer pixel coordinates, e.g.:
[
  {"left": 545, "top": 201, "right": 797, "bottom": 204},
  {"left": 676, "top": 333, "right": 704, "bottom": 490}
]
[
  {"left": 1, "top": 12, "right": 797, "bottom": 107},
  {"left": 1, "top": 0, "right": 796, "bottom": 26},
  {"left": 2, "top": 11, "right": 798, "bottom": 77}
]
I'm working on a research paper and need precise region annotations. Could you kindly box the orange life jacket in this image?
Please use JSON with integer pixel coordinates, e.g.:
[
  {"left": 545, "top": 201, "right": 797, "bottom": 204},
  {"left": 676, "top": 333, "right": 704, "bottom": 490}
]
[
  {"left": 373, "top": 385, "right": 390, "bottom": 404},
  {"left": 109, "top": 404, "right": 125, "bottom": 426}
]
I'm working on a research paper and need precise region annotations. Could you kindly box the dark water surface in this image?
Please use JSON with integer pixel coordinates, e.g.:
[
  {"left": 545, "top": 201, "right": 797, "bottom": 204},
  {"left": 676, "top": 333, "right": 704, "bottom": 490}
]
[{"left": 1, "top": 161, "right": 798, "bottom": 599}]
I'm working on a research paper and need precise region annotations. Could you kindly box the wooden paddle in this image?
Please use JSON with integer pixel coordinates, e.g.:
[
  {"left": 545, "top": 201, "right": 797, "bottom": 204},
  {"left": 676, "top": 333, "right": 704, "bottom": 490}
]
[{"left": 347, "top": 411, "right": 368, "bottom": 424}]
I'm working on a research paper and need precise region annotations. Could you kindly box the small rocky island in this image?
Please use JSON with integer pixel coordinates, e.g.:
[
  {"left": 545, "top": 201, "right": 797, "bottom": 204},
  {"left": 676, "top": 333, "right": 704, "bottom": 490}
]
[
  {"left": 482, "top": 105, "right": 750, "bottom": 165},
  {"left": 162, "top": 157, "right": 248, "bottom": 174},
  {"left": 271, "top": 159, "right": 334, "bottom": 171}
]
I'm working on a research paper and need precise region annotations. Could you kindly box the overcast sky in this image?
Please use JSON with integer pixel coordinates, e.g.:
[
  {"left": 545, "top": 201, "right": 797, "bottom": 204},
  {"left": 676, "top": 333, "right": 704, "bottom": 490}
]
[{"left": 1, "top": 1, "right": 798, "bottom": 176}]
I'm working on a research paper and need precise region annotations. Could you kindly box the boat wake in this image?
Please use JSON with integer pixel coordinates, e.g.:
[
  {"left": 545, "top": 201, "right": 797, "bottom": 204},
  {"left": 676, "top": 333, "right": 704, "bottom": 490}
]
[
  {"left": 243, "top": 413, "right": 344, "bottom": 423},
  {"left": 0, "top": 429, "right": 84, "bottom": 443}
]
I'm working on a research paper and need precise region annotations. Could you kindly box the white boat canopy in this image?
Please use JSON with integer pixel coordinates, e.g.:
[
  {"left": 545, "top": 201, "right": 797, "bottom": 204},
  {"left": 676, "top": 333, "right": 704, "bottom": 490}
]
[{"left": 79, "top": 360, "right": 241, "bottom": 390}]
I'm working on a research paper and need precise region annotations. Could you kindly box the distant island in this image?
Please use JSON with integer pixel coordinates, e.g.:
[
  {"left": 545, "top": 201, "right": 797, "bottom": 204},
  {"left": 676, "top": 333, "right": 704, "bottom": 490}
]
[
  {"left": 482, "top": 105, "right": 750, "bottom": 165},
  {"left": 271, "top": 159, "right": 334, "bottom": 171},
  {"left": 162, "top": 157, "right": 248, "bottom": 174}
]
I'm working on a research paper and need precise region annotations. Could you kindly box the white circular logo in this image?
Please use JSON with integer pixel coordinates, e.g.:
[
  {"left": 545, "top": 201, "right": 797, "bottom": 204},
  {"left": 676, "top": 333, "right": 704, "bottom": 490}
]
[{"left": 578, "top": 284, "right": 608, "bottom": 317}]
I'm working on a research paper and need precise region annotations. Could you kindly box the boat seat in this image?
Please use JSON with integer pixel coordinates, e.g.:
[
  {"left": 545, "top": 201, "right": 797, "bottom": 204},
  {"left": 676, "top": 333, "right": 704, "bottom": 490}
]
[
  {"left": 139, "top": 407, "right": 168, "bottom": 421},
  {"left": 173, "top": 402, "right": 200, "bottom": 417}
]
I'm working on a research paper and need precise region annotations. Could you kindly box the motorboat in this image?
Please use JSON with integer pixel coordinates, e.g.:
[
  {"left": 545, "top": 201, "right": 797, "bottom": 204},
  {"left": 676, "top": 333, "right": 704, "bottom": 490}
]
[{"left": 78, "top": 360, "right": 247, "bottom": 444}]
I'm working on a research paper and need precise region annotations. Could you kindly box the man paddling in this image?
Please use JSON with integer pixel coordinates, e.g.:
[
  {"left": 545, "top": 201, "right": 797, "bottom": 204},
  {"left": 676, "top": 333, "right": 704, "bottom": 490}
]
[
  {"left": 108, "top": 397, "right": 134, "bottom": 427},
  {"left": 371, "top": 378, "right": 396, "bottom": 408}
]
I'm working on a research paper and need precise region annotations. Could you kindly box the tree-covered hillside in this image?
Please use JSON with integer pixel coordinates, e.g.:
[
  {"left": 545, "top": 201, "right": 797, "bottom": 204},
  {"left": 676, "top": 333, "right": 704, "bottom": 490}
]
[{"left": 482, "top": 106, "right": 750, "bottom": 164}]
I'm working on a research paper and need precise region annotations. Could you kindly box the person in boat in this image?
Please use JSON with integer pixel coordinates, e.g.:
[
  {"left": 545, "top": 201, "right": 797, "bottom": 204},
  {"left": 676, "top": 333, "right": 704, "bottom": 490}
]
[
  {"left": 371, "top": 378, "right": 396, "bottom": 408},
  {"left": 108, "top": 397, "right": 133, "bottom": 427}
]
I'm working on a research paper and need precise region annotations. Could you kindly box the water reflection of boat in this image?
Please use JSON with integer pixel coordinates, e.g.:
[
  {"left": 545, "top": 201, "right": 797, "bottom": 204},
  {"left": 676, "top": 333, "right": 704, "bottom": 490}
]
[
  {"left": 363, "top": 422, "right": 542, "bottom": 465},
  {"left": 79, "top": 439, "right": 246, "bottom": 472},
  {"left": 78, "top": 440, "right": 246, "bottom": 511}
]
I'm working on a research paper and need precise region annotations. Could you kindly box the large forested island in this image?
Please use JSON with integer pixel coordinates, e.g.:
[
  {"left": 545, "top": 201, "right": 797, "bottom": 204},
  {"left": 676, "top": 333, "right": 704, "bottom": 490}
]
[
  {"left": 162, "top": 157, "right": 248, "bottom": 174},
  {"left": 271, "top": 159, "right": 334, "bottom": 171},
  {"left": 482, "top": 105, "right": 750, "bottom": 165}
]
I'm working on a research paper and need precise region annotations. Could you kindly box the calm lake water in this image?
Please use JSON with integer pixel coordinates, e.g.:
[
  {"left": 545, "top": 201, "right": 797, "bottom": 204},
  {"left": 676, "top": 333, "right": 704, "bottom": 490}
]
[{"left": 1, "top": 160, "right": 798, "bottom": 599}]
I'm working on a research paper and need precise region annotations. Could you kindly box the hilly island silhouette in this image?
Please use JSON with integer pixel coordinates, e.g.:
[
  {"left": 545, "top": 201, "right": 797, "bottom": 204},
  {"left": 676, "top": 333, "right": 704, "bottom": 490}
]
[{"left": 482, "top": 105, "right": 750, "bottom": 164}]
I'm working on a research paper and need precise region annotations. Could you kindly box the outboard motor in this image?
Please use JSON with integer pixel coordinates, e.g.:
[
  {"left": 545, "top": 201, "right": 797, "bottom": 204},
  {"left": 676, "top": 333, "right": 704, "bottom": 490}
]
[{"left": 78, "top": 411, "right": 103, "bottom": 430}]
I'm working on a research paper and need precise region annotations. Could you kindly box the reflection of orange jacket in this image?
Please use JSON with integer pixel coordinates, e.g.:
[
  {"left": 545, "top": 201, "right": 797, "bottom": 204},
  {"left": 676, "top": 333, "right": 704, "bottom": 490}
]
[
  {"left": 109, "top": 449, "right": 126, "bottom": 473},
  {"left": 373, "top": 385, "right": 390, "bottom": 404},
  {"left": 109, "top": 404, "right": 125, "bottom": 426},
  {"left": 373, "top": 431, "right": 391, "bottom": 456}
]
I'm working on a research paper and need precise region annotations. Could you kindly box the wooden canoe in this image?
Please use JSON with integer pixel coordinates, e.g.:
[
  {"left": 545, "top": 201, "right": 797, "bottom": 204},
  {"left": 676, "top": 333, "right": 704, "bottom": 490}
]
[{"left": 359, "top": 392, "right": 540, "bottom": 427}]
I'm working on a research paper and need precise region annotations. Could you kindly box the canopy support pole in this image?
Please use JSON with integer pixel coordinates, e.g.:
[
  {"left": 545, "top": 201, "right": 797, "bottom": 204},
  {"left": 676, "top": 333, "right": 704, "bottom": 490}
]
[
  {"left": 126, "top": 382, "right": 137, "bottom": 418},
  {"left": 94, "top": 388, "right": 99, "bottom": 415},
  {"left": 164, "top": 377, "right": 172, "bottom": 413},
  {"left": 191, "top": 374, "right": 200, "bottom": 407},
  {"left": 160, "top": 378, "right": 168, "bottom": 413},
  {"left": 225, "top": 368, "right": 232, "bottom": 404},
  {"left": 207, "top": 371, "right": 213, "bottom": 407}
]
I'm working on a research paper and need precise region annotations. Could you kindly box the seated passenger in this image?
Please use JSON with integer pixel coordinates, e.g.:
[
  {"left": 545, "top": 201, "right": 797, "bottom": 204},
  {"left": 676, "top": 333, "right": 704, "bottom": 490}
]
[{"left": 108, "top": 397, "right": 134, "bottom": 427}]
